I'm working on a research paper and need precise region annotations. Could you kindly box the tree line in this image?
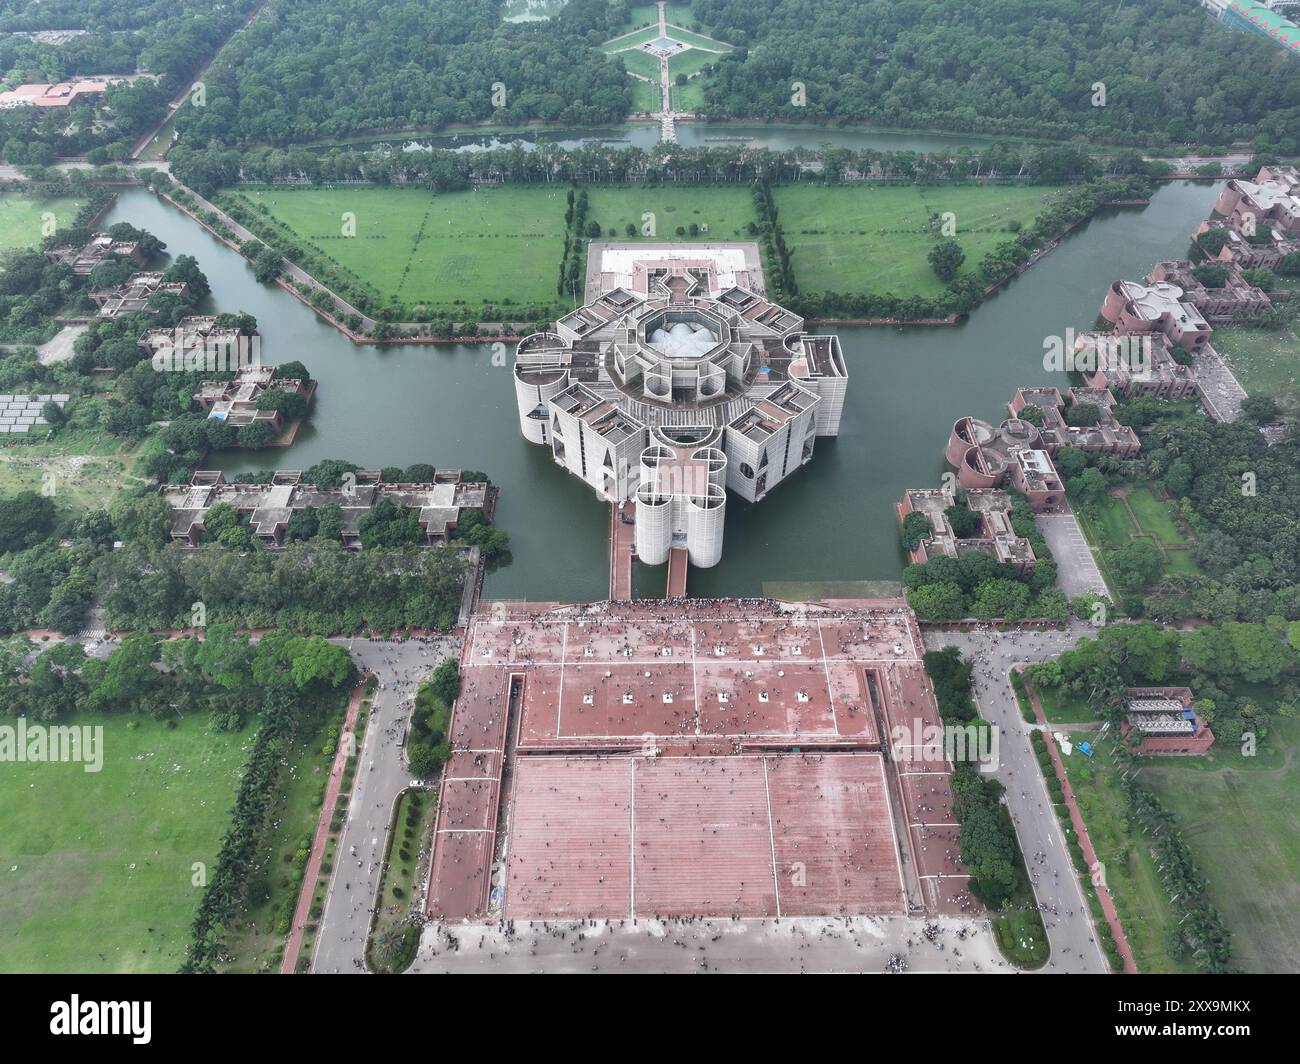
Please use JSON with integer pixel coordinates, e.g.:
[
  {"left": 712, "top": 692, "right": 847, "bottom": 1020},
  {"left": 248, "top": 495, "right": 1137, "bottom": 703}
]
[
  {"left": 691, "top": 0, "right": 1300, "bottom": 153},
  {"left": 171, "top": 0, "right": 631, "bottom": 149}
]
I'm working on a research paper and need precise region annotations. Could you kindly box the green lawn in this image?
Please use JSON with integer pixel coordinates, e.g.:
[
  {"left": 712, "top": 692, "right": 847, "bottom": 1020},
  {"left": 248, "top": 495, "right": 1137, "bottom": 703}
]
[
  {"left": 0, "top": 430, "right": 149, "bottom": 515},
  {"left": 671, "top": 47, "right": 726, "bottom": 77},
  {"left": 671, "top": 75, "right": 706, "bottom": 112},
  {"left": 615, "top": 47, "right": 662, "bottom": 80},
  {"left": 630, "top": 79, "right": 662, "bottom": 114},
  {"left": 1211, "top": 323, "right": 1300, "bottom": 399},
  {"left": 0, "top": 194, "right": 86, "bottom": 251},
  {"left": 228, "top": 186, "right": 570, "bottom": 310},
  {"left": 663, "top": 24, "right": 730, "bottom": 51},
  {"left": 1060, "top": 739, "right": 1195, "bottom": 973},
  {"left": 0, "top": 713, "right": 250, "bottom": 973},
  {"left": 584, "top": 185, "right": 757, "bottom": 242},
  {"left": 1143, "top": 713, "right": 1300, "bottom": 974},
  {"left": 1078, "top": 485, "right": 1200, "bottom": 594},
  {"left": 773, "top": 184, "right": 1057, "bottom": 299},
  {"left": 1034, "top": 684, "right": 1096, "bottom": 725},
  {"left": 603, "top": 24, "right": 663, "bottom": 51},
  {"left": 1126, "top": 488, "right": 1187, "bottom": 547},
  {"left": 615, "top": 2, "right": 702, "bottom": 35}
]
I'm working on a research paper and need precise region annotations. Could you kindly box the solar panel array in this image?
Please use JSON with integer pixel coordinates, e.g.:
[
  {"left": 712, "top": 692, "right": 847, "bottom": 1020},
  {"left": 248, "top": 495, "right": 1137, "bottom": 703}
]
[{"left": 0, "top": 394, "right": 68, "bottom": 434}]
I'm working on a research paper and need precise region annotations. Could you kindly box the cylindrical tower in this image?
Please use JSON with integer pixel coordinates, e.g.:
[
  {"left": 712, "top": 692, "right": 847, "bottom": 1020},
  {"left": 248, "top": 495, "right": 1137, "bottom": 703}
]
[
  {"left": 635, "top": 484, "right": 673, "bottom": 565},
  {"left": 685, "top": 484, "right": 726, "bottom": 567},
  {"left": 945, "top": 417, "right": 993, "bottom": 468},
  {"left": 513, "top": 361, "right": 568, "bottom": 444},
  {"left": 692, "top": 446, "right": 727, "bottom": 489},
  {"left": 1099, "top": 281, "right": 1129, "bottom": 325},
  {"left": 958, "top": 445, "right": 1005, "bottom": 490}
]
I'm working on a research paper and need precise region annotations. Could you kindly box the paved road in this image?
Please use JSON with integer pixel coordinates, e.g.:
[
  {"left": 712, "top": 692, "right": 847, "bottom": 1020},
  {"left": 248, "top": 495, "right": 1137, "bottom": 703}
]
[
  {"left": 1036, "top": 511, "right": 1111, "bottom": 601},
  {"left": 410, "top": 915, "right": 1005, "bottom": 974},
  {"left": 923, "top": 623, "right": 1108, "bottom": 973},
  {"left": 1193, "top": 344, "right": 1248, "bottom": 421},
  {"left": 311, "top": 636, "right": 460, "bottom": 974}
]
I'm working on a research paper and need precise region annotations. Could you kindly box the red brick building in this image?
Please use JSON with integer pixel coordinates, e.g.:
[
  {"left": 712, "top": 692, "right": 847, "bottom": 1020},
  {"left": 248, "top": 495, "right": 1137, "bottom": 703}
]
[{"left": 1120, "top": 687, "right": 1215, "bottom": 756}]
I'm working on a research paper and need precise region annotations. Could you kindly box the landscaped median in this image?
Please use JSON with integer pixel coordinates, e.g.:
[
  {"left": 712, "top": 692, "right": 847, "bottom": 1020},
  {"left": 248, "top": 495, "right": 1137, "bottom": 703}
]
[
  {"left": 364, "top": 787, "right": 436, "bottom": 974},
  {"left": 927, "top": 647, "right": 1049, "bottom": 969}
]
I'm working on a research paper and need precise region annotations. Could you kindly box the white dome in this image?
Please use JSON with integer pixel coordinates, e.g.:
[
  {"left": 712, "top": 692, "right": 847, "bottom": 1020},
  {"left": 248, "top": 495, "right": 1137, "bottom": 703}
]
[{"left": 649, "top": 320, "right": 718, "bottom": 358}]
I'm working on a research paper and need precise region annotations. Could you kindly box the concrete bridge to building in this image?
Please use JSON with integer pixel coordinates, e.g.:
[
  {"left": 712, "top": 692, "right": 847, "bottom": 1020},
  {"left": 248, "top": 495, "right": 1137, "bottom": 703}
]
[
  {"left": 608, "top": 503, "right": 690, "bottom": 600},
  {"left": 609, "top": 501, "right": 635, "bottom": 601},
  {"left": 666, "top": 547, "right": 689, "bottom": 597}
]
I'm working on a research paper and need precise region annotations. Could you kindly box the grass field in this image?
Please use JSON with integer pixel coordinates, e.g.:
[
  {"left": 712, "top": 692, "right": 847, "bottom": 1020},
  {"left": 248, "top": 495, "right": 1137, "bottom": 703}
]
[
  {"left": 0, "top": 431, "right": 149, "bottom": 515},
  {"left": 0, "top": 194, "right": 86, "bottom": 251},
  {"left": 584, "top": 185, "right": 757, "bottom": 241},
  {"left": 1079, "top": 485, "right": 1199, "bottom": 589},
  {"left": 1034, "top": 684, "right": 1096, "bottom": 725},
  {"left": 629, "top": 79, "right": 661, "bottom": 114},
  {"left": 671, "top": 76, "right": 705, "bottom": 112},
  {"left": 773, "top": 184, "right": 1057, "bottom": 298},
  {"left": 1211, "top": 323, "right": 1300, "bottom": 399},
  {"left": 0, "top": 713, "right": 250, "bottom": 973},
  {"left": 229, "top": 186, "right": 570, "bottom": 310},
  {"left": 1143, "top": 713, "right": 1300, "bottom": 974},
  {"left": 603, "top": 9, "right": 731, "bottom": 118},
  {"left": 1060, "top": 739, "right": 1195, "bottom": 973},
  {"left": 615, "top": 47, "right": 662, "bottom": 80},
  {"left": 614, "top": 2, "right": 705, "bottom": 35},
  {"left": 603, "top": 24, "right": 663, "bottom": 51}
]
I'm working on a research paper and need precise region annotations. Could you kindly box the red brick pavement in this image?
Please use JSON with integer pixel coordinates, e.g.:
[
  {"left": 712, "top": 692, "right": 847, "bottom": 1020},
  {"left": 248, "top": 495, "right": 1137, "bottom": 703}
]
[
  {"left": 280, "top": 679, "right": 368, "bottom": 974},
  {"left": 1025, "top": 681, "right": 1137, "bottom": 974}
]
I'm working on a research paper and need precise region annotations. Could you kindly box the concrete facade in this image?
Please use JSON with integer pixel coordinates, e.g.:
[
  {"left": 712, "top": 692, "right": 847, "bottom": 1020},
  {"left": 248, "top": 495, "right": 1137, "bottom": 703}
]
[{"left": 513, "top": 246, "right": 847, "bottom": 569}]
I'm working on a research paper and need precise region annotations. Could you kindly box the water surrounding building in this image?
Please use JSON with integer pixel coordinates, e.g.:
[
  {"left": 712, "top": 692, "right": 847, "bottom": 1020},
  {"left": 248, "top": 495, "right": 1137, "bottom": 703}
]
[
  {"left": 43, "top": 231, "right": 144, "bottom": 275},
  {"left": 513, "top": 245, "right": 847, "bottom": 569},
  {"left": 193, "top": 364, "right": 315, "bottom": 434},
  {"left": 101, "top": 182, "right": 1222, "bottom": 602}
]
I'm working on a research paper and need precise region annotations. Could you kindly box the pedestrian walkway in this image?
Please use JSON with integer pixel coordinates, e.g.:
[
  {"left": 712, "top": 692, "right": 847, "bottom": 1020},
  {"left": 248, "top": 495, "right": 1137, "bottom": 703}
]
[
  {"left": 1025, "top": 683, "right": 1138, "bottom": 974},
  {"left": 609, "top": 501, "right": 635, "bottom": 600},
  {"left": 281, "top": 679, "right": 368, "bottom": 973}
]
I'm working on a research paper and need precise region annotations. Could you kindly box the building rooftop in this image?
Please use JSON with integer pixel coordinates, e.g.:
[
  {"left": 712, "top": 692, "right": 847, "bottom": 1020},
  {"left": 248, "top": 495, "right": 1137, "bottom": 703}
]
[
  {"left": 163, "top": 469, "right": 489, "bottom": 547},
  {"left": 0, "top": 79, "right": 119, "bottom": 108}
]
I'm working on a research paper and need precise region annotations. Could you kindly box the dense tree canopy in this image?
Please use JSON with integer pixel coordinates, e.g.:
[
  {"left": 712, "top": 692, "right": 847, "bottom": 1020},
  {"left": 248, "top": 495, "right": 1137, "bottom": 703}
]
[
  {"left": 693, "top": 0, "right": 1300, "bottom": 151},
  {"left": 172, "top": 0, "right": 631, "bottom": 147}
]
